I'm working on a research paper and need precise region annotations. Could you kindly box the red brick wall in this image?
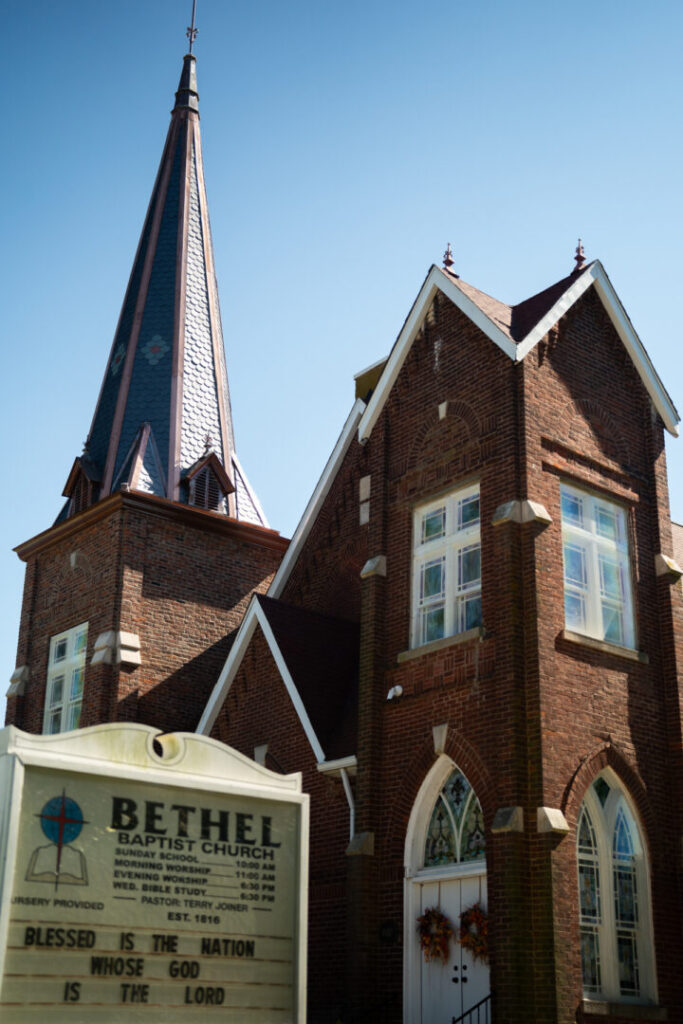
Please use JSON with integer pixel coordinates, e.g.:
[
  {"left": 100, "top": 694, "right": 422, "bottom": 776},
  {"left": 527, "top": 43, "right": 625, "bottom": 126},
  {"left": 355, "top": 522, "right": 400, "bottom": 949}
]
[
  {"left": 8, "top": 505, "right": 124, "bottom": 733},
  {"left": 522, "top": 288, "right": 683, "bottom": 1020},
  {"left": 213, "top": 284, "right": 683, "bottom": 1023},
  {"left": 8, "top": 493, "right": 286, "bottom": 735},
  {"left": 283, "top": 437, "right": 368, "bottom": 623}
]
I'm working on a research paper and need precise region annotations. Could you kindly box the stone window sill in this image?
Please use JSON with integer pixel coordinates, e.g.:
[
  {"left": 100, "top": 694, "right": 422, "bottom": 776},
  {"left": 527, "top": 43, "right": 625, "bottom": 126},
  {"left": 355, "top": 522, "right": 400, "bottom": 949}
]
[
  {"left": 397, "top": 626, "right": 484, "bottom": 664},
  {"left": 560, "top": 630, "right": 649, "bottom": 664},
  {"left": 583, "top": 999, "right": 666, "bottom": 1020}
]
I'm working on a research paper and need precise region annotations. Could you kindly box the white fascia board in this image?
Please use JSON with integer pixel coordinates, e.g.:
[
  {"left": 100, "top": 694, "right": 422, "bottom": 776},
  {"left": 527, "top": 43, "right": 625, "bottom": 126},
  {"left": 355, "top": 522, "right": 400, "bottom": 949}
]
[
  {"left": 268, "top": 398, "right": 366, "bottom": 599},
  {"left": 197, "top": 598, "right": 326, "bottom": 764},
  {"left": 591, "top": 263, "right": 679, "bottom": 436},
  {"left": 514, "top": 265, "right": 597, "bottom": 362},
  {"left": 357, "top": 265, "right": 517, "bottom": 443},
  {"left": 197, "top": 597, "right": 260, "bottom": 735},
  {"left": 253, "top": 601, "right": 326, "bottom": 763},
  {"left": 514, "top": 262, "right": 679, "bottom": 436}
]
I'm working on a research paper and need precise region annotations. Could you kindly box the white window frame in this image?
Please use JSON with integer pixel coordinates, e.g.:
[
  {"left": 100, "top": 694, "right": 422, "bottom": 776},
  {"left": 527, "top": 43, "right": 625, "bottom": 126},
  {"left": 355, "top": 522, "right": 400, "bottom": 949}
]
[
  {"left": 43, "top": 622, "right": 88, "bottom": 735},
  {"left": 411, "top": 483, "right": 481, "bottom": 648},
  {"left": 561, "top": 483, "right": 635, "bottom": 649},
  {"left": 577, "top": 771, "right": 656, "bottom": 1005}
]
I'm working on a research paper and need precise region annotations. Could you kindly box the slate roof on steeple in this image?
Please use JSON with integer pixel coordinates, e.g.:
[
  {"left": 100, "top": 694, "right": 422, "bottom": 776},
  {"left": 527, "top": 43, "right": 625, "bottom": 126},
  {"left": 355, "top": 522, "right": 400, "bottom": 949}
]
[{"left": 61, "top": 53, "right": 266, "bottom": 526}]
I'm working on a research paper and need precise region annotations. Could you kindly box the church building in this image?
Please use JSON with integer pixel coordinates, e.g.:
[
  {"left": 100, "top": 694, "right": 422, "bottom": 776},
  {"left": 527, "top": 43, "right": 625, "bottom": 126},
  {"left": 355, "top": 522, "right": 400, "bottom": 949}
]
[{"left": 7, "top": 42, "right": 683, "bottom": 1024}]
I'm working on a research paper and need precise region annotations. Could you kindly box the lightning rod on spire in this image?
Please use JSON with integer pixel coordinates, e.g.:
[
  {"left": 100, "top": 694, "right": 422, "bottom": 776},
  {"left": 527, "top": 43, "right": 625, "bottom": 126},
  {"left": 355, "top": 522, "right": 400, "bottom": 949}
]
[{"left": 187, "top": 0, "right": 198, "bottom": 53}]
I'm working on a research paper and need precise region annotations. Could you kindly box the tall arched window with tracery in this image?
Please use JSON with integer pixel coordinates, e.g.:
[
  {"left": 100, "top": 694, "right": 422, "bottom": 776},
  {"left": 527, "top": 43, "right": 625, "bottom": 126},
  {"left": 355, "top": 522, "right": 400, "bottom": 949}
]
[
  {"left": 424, "top": 768, "right": 485, "bottom": 867},
  {"left": 577, "top": 771, "right": 656, "bottom": 1004}
]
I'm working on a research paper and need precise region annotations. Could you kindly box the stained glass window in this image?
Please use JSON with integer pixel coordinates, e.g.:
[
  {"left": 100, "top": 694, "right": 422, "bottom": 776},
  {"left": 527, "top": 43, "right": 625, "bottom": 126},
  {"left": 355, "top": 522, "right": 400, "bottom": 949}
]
[
  {"left": 423, "top": 769, "right": 485, "bottom": 867},
  {"left": 43, "top": 623, "right": 88, "bottom": 735},
  {"left": 576, "top": 776, "right": 652, "bottom": 1002},
  {"left": 561, "top": 484, "right": 635, "bottom": 649},
  {"left": 412, "top": 484, "right": 481, "bottom": 649}
]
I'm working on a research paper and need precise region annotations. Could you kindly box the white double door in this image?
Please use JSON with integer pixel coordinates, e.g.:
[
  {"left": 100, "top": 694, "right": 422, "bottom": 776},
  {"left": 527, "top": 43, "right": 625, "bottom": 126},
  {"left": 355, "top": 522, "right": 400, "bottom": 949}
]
[{"left": 416, "top": 872, "right": 488, "bottom": 1024}]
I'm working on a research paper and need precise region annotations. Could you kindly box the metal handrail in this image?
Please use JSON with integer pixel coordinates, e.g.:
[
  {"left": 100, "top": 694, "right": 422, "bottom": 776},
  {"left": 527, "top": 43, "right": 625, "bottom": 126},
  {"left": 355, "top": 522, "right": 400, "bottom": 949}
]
[{"left": 451, "top": 993, "right": 491, "bottom": 1024}]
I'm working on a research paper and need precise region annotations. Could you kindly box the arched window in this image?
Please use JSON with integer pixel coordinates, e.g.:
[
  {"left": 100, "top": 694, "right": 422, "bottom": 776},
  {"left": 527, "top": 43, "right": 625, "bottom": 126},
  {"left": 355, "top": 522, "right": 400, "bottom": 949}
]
[
  {"left": 577, "top": 772, "right": 655, "bottom": 1003},
  {"left": 423, "top": 768, "right": 485, "bottom": 868}
]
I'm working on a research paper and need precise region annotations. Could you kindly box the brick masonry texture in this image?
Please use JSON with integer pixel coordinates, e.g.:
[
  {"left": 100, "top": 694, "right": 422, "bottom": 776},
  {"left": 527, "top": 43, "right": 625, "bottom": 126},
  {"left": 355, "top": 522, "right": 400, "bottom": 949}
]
[
  {"left": 9, "top": 494, "right": 286, "bottom": 736},
  {"left": 213, "top": 284, "right": 683, "bottom": 1024}
]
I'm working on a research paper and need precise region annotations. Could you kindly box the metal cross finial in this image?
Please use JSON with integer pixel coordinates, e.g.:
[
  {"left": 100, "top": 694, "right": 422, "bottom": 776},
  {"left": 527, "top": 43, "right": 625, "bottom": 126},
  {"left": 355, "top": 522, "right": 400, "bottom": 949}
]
[
  {"left": 204, "top": 433, "right": 214, "bottom": 453},
  {"left": 186, "top": 0, "right": 198, "bottom": 53},
  {"left": 442, "top": 243, "right": 454, "bottom": 270},
  {"left": 574, "top": 238, "right": 586, "bottom": 272}
]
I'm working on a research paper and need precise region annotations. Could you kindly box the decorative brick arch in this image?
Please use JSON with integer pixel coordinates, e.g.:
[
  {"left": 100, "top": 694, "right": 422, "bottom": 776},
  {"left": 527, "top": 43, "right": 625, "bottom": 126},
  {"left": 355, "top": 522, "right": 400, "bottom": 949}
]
[
  {"left": 561, "top": 741, "right": 655, "bottom": 855},
  {"left": 315, "top": 535, "right": 367, "bottom": 620},
  {"left": 407, "top": 399, "right": 482, "bottom": 471},
  {"left": 556, "top": 398, "right": 631, "bottom": 468},
  {"left": 384, "top": 726, "right": 494, "bottom": 866}
]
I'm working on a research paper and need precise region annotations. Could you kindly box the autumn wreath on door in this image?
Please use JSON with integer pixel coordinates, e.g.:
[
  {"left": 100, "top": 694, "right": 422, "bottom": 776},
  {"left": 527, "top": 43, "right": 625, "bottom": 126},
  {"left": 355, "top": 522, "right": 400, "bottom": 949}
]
[
  {"left": 458, "top": 902, "right": 489, "bottom": 963},
  {"left": 416, "top": 907, "right": 454, "bottom": 962}
]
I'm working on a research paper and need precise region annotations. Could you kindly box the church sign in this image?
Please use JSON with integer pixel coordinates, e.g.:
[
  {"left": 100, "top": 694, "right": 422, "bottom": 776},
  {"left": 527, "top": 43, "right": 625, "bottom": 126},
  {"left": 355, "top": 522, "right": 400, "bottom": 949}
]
[{"left": 0, "top": 725, "right": 308, "bottom": 1022}]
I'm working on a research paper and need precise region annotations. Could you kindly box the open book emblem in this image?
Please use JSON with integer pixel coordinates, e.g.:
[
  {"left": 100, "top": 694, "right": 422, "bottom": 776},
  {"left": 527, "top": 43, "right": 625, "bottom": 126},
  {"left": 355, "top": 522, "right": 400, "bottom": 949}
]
[{"left": 26, "top": 792, "right": 88, "bottom": 889}]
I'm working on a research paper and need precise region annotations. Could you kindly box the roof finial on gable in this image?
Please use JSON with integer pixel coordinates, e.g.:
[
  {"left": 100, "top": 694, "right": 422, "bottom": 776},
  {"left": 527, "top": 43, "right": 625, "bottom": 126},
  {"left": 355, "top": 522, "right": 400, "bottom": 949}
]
[
  {"left": 443, "top": 243, "right": 458, "bottom": 276},
  {"left": 186, "top": 0, "right": 198, "bottom": 54},
  {"left": 204, "top": 433, "right": 214, "bottom": 454},
  {"left": 574, "top": 238, "right": 586, "bottom": 272}
]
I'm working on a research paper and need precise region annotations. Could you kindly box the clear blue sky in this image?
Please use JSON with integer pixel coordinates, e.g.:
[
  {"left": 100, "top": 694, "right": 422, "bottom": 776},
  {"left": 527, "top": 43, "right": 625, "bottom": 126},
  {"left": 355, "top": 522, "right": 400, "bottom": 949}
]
[{"left": 2, "top": 0, "right": 682, "bottom": 703}]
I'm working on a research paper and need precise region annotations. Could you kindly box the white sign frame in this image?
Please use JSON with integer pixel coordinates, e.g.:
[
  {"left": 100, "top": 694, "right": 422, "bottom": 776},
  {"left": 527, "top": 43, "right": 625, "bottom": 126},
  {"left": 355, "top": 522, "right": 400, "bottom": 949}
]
[{"left": 0, "top": 724, "right": 309, "bottom": 1022}]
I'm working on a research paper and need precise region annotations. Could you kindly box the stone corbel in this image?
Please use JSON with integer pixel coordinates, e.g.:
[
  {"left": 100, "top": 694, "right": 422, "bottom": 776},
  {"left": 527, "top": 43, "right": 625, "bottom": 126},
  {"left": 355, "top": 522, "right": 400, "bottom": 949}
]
[
  {"left": 491, "top": 806, "right": 524, "bottom": 833},
  {"left": 537, "top": 807, "right": 570, "bottom": 834},
  {"left": 432, "top": 723, "right": 448, "bottom": 755},
  {"left": 492, "top": 499, "right": 552, "bottom": 527},
  {"left": 361, "top": 555, "right": 387, "bottom": 579},
  {"left": 91, "top": 631, "right": 142, "bottom": 667},
  {"left": 7, "top": 665, "right": 29, "bottom": 698},
  {"left": 655, "top": 553, "right": 683, "bottom": 580}
]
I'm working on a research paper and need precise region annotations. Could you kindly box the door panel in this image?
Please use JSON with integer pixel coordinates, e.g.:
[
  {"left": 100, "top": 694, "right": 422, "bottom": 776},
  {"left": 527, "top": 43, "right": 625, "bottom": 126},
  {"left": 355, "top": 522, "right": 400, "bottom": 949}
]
[{"left": 418, "top": 874, "right": 488, "bottom": 1024}]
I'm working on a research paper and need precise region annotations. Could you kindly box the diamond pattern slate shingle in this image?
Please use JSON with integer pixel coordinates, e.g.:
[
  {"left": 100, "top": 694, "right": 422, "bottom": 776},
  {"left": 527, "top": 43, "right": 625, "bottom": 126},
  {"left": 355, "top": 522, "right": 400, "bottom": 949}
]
[
  {"left": 87, "top": 191, "right": 156, "bottom": 478},
  {"left": 180, "top": 143, "right": 225, "bottom": 471},
  {"left": 233, "top": 459, "right": 266, "bottom": 526},
  {"left": 139, "top": 428, "right": 165, "bottom": 495},
  {"left": 113, "top": 140, "right": 182, "bottom": 486},
  {"left": 256, "top": 594, "right": 359, "bottom": 761}
]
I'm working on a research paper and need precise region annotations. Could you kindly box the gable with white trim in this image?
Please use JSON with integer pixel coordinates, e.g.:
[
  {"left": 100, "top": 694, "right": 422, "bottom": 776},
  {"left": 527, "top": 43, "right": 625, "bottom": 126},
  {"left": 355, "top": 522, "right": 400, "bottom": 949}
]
[{"left": 358, "top": 261, "right": 679, "bottom": 443}]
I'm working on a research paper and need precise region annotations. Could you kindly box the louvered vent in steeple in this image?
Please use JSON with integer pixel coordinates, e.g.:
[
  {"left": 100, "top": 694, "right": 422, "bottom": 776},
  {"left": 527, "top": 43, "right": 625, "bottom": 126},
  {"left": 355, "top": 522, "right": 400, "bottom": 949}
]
[
  {"left": 190, "top": 465, "right": 225, "bottom": 512},
  {"left": 70, "top": 475, "right": 91, "bottom": 517}
]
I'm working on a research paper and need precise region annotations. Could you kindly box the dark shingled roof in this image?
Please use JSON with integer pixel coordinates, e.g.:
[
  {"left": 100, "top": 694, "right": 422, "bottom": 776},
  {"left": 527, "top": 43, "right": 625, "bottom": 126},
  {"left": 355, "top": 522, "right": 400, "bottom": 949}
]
[
  {"left": 440, "top": 263, "right": 595, "bottom": 344},
  {"left": 256, "top": 595, "right": 359, "bottom": 761}
]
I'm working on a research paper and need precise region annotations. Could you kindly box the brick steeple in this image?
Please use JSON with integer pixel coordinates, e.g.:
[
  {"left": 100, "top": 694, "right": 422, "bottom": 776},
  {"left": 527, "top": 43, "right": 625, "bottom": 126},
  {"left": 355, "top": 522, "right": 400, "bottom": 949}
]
[{"left": 62, "top": 54, "right": 266, "bottom": 526}]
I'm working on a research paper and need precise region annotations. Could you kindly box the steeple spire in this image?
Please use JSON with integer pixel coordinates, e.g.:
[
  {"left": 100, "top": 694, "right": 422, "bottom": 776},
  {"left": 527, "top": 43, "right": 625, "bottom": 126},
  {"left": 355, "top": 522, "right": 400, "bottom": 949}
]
[{"left": 61, "top": 51, "right": 266, "bottom": 526}]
